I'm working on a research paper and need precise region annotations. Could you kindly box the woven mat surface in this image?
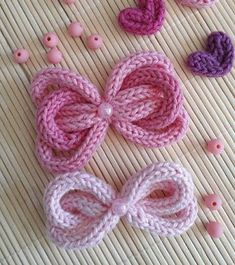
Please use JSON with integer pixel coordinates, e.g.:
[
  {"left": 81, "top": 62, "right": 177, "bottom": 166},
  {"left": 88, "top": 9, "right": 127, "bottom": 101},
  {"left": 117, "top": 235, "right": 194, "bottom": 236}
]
[{"left": 0, "top": 0, "right": 234, "bottom": 264}]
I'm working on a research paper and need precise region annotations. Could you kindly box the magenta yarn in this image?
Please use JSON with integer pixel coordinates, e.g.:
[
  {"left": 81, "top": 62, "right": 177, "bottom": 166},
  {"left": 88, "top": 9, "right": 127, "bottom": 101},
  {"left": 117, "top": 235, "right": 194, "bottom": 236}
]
[
  {"left": 31, "top": 51, "right": 188, "bottom": 173},
  {"left": 118, "top": 0, "right": 165, "bottom": 35},
  {"left": 44, "top": 162, "right": 198, "bottom": 249}
]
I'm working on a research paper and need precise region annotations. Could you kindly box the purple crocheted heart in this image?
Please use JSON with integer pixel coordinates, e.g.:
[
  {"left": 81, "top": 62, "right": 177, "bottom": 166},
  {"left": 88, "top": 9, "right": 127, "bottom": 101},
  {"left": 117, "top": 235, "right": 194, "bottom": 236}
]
[
  {"left": 118, "top": 0, "right": 165, "bottom": 35},
  {"left": 187, "top": 32, "right": 234, "bottom": 77}
]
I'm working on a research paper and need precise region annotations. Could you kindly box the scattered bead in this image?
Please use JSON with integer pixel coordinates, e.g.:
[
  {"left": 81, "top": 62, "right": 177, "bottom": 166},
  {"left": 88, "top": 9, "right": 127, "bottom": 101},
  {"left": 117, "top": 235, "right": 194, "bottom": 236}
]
[
  {"left": 204, "top": 194, "right": 222, "bottom": 210},
  {"left": 13, "top": 48, "right": 29, "bottom": 64},
  {"left": 43, "top": 32, "right": 59, "bottom": 48},
  {"left": 206, "top": 221, "right": 223, "bottom": 238},
  {"left": 87, "top": 34, "right": 103, "bottom": 50},
  {"left": 68, "top": 22, "right": 84, "bottom": 37},
  {"left": 47, "top": 48, "right": 63, "bottom": 64},
  {"left": 64, "top": 0, "right": 75, "bottom": 4},
  {"left": 206, "top": 139, "right": 224, "bottom": 155}
]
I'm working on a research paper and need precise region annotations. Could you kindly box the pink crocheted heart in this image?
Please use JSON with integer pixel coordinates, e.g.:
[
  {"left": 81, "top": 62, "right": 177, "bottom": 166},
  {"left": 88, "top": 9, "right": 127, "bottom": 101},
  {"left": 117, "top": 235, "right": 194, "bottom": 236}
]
[
  {"left": 177, "top": 0, "right": 216, "bottom": 8},
  {"left": 118, "top": 0, "right": 165, "bottom": 35}
]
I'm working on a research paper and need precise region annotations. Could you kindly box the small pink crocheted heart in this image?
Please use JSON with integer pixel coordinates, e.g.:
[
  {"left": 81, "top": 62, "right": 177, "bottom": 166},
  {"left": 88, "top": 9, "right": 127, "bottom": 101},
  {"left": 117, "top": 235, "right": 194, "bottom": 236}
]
[
  {"left": 177, "top": 0, "right": 216, "bottom": 8},
  {"left": 118, "top": 0, "right": 165, "bottom": 35}
]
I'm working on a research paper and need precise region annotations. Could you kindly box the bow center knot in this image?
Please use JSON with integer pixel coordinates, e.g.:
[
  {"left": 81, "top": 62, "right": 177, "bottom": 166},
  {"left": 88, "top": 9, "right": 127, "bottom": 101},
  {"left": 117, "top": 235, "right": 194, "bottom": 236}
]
[
  {"left": 98, "top": 102, "right": 113, "bottom": 119},
  {"left": 111, "top": 198, "right": 130, "bottom": 217}
]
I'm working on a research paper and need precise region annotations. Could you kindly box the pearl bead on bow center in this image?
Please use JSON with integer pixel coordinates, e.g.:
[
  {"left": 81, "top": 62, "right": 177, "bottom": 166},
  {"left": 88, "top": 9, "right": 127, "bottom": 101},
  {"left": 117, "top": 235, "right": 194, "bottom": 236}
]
[{"left": 98, "top": 102, "right": 113, "bottom": 119}]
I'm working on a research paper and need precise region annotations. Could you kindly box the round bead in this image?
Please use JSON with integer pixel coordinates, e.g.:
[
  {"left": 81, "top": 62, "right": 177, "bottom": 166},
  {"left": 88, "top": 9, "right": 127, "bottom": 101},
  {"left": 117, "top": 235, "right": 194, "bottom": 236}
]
[
  {"left": 13, "top": 48, "right": 29, "bottom": 64},
  {"left": 87, "top": 34, "right": 103, "bottom": 50},
  {"left": 204, "top": 194, "right": 222, "bottom": 210},
  {"left": 206, "top": 139, "right": 224, "bottom": 155},
  {"left": 43, "top": 32, "right": 59, "bottom": 48},
  {"left": 98, "top": 103, "right": 113, "bottom": 119},
  {"left": 206, "top": 221, "right": 223, "bottom": 238},
  {"left": 68, "top": 22, "right": 84, "bottom": 37},
  {"left": 47, "top": 48, "right": 63, "bottom": 64},
  {"left": 112, "top": 199, "right": 128, "bottom": 217},
  {"left": 64, "top": 0, "right": 75, "bottom": 4}
]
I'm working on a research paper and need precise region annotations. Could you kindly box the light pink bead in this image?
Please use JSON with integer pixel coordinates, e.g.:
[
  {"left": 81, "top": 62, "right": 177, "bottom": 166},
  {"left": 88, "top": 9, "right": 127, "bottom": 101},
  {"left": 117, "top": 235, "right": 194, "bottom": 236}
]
[
  {"left": 206, "top": 221, "right": 223, "bottom": 238},
  {"left": 204, "top": 194, "right": 222, "bottom": 210},
  {"left": 64, "top": 0, "right": 75, "bottom": 4},
  {"left": 87, "top": 34, "right": 103, "bottom": 50},
  {"left": 13, "top": 48, "right": 29, "bottom": 64},
  {"left": 68, "top": 22, "right": 83, "bottom": 37},
  {"left": 112, "top": 199, "right": 129, "bottom": 216},
  {"left": 98, "top": 103, "right": 113, "bottom": 119},
  {"left": 47, "top": 48, "right": 63, "bottom": 64},
  {"left": 43, "top": 32, "right": 59, "bottom": 48},
  {"left": 206, "top": 139, "right": 224, "bottom": 155}
]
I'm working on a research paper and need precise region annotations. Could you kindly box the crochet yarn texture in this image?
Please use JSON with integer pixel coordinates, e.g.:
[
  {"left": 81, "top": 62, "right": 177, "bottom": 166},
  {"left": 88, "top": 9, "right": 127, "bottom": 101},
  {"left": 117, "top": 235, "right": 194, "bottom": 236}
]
[
  {"left": 44, "top": 162, "right": 198, "bottom": 249},
  {"left": 187, "top": 32, "right": 234, "bottom": 77},
  {"left": 177, "top": 0, "right": 216, "bottom": 8},
  {"left": 31, "top": 51, "right": 188, "bottom": 173},
  {"left": 118, "top": 0, "right": 165, "bottom": 35}
]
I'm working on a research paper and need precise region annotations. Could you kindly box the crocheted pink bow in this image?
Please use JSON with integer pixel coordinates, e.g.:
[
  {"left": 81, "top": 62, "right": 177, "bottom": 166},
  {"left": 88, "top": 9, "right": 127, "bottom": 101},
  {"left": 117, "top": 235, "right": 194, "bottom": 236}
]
[
  {"left": 44, "top": 162, "right": 198, "bottom": 249},
  {"left": 31, "top": 52, "right": 188, "bottom": 173}
]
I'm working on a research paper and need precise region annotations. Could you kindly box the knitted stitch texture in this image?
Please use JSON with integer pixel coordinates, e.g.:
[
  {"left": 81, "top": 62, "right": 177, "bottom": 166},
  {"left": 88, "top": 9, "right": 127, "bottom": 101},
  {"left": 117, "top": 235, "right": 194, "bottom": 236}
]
[
  {"left": 44, "top": 162, "right": 198, "bottom": 249},
  {"left": 187, "top": 32, "right": 234, "bottom": 77},
  {"left": 31, "top": 51, "right": 188, "bottom": 173},
  {"left": 177, "top": 0, "right": 216, "bottom": 8},
  {"left": 118, "top": 0, "right": 165, "bottom": 35}
]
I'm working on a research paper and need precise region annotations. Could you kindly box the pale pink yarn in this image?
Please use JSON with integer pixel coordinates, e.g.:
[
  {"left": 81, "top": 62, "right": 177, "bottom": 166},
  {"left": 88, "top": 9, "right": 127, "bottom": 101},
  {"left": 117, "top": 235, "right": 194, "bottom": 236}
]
[
  {"left": 177, "top": 0, "right": 216, "bottom": 8},
  {"left": 31, "top": 51, "right": 188, "bottom": 173},
  {"left": 44, "top": 162, "right": 198, "bottom": 249}
]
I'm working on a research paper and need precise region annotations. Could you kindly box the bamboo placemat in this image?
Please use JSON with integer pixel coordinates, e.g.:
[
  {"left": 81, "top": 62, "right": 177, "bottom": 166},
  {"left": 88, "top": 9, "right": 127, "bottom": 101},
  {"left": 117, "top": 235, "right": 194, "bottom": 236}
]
[{"left": 0, "top": 0, "right": 234, "bottom": 264}]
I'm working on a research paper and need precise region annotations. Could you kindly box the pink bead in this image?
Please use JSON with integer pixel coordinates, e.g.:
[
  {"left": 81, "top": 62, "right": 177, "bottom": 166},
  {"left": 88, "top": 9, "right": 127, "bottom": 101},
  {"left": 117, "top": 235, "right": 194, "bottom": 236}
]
[
  {"left": 87, "top": 34, "right": 103, "bottom": 50},
  {"left": 68, "top": 22, "right": 84, "bottom": 37},
  {"left": 13, "top": 48, "right": 29, "bottom": 64},
  {"left": 47, "top": 48, "right": 63, "bottom": 64},
  {"left": 204, "top": 194, "right": 222, "bottom": 210},
  {"left": 206, "top": 139, "right": 224, "bottom": 155},
  {"left": 64, "top": 0, "right": 75, "bottom": 4},
  {"left": 112, "top": 199, "right": 128, "bottom": 216},
  {"left": 206, "top": 221, "right": 223, "bottom": 238},
  {"left": 98, "top": 103, "right": 113, "bottom": 119},
  {"left": 43, "top": 32, "right": 59, "bottom": 48}
]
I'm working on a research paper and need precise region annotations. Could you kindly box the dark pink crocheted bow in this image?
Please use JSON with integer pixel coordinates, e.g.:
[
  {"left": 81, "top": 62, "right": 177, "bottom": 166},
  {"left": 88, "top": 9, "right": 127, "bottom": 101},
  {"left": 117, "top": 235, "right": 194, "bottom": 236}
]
[{"left": 31, "top": 52, "right": 188, "bottom": 173}]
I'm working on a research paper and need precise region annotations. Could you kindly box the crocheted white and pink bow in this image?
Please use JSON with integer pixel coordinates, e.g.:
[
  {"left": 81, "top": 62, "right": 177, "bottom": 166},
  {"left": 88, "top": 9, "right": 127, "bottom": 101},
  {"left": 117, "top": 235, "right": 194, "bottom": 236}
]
[
  {"left": 31, "top": 52, "right": 188, "bottom": 173},
  {"left": 44, "top": 162, "right": 197, "bottom": 249}
]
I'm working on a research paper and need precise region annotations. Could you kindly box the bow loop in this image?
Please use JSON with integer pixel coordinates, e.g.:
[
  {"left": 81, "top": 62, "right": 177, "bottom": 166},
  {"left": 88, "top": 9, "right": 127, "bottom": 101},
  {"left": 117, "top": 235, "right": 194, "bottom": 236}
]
[
  {"left": 31, "top": 68, "right": 101, "bottom": 106},
  {"left": 44, "top": 163, "right": 197, "bottom": 249},
  {"left": 44, "top": 173, "right": 116, "bottom": 227}
]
